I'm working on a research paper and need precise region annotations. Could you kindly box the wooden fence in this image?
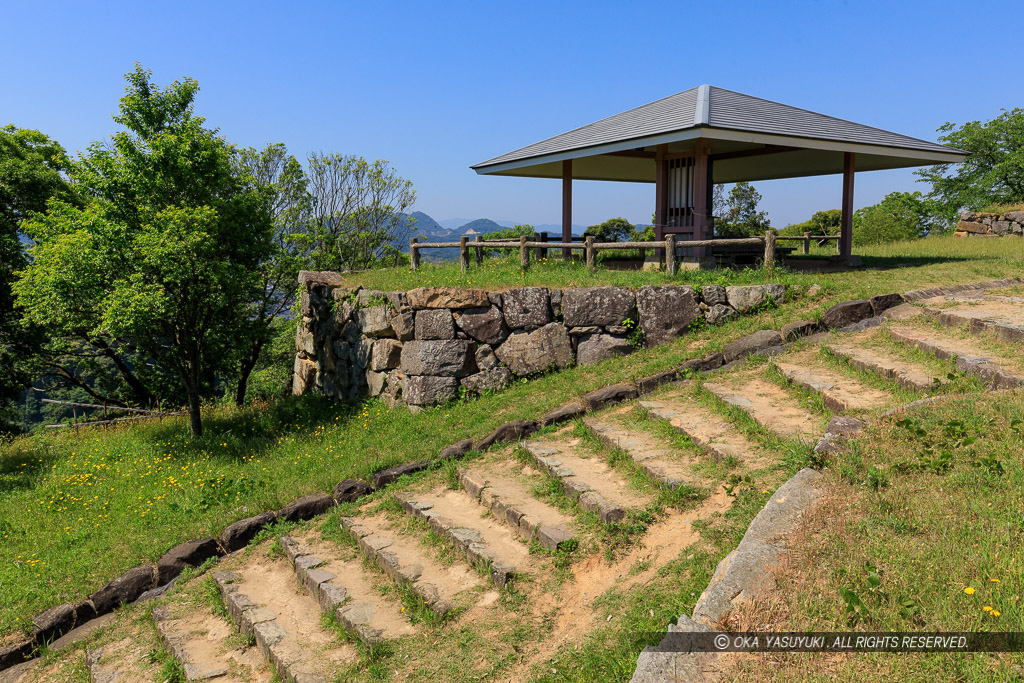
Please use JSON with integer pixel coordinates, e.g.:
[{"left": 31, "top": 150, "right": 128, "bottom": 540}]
[
  {"left": 42, "top": 398, "right": 184, "bottom": 429},
  {"left": 409, "top": 231, "right": 839, "bottom": 275}
]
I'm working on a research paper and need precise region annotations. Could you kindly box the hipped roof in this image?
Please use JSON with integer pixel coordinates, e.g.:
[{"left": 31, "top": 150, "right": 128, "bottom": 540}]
[{"left": 471, "top": 85, "right": 967, "bottom": 183}]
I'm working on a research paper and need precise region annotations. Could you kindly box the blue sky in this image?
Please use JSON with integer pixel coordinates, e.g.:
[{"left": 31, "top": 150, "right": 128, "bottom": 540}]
[{"left": 3, "top": 0, "right": 1021, "bottom": 228}]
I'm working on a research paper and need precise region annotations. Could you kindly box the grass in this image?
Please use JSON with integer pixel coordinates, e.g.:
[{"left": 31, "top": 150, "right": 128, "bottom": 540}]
[
  {"left": 732, "top": 392, "right": 1024, "bottom": 680},
  {"left": 979, "top": 201, "right": 1024, "bottom": 214}
]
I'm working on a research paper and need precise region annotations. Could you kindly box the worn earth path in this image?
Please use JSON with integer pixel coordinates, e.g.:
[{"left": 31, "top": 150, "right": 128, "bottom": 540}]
[{"left": 6, "top": 280, "right": 1023, "bottom": 683}]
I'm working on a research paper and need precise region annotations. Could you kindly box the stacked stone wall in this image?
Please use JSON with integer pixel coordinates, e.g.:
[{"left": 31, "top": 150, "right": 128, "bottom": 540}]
[
  {"left": 293, "top": 273, "right": 793, "bottom": 406},
  {"left": 954, "top": 210, "right": 1024, "bottom": 237}
]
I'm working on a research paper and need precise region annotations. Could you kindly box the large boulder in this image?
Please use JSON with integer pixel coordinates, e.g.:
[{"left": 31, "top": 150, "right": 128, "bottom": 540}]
[
  {"left": 278, "top": 493, "right": 335, "bottom": 523},
  {"left": 869, "top": 293, "right": 904, "bottom": 316},
  {"left": 334, "top": 479, "right": 374, "bottom": 502},
  {"left": 725, "top": 286, "right": 767, "bottom": 313},
  {"left": 992, "top": 220, "right": 1012, "bottom": 235},
  {"left": 636, "top": 285, "right": 700, "bottom": 346},
  {"left": 822, "top": 299, "right": 874, "bottom": 329},
  {"left": 575, "top": 333, "right": 633, "bottom": 366},
  {"left": 414, "top": 309, "right": 455, "bottom": 340},
  {"left": 461, "top": 367, "right": 513, "bottom": 394},
  {"left": 956, "top": 220, "right": 989, "bottom": 234},
  {"left": 1004, "top": 210, "right": 1024, "bottom": 223},
  {"left": 407, "top": 287, "right": 489, "bottom": 309},
  {"left": 403, "top": 375, "right": 460, "bottom": 405},
  {"left": 494, "top": 323, "right": 573, "bottom": 376},
  {"left": 561, "top": 287, "right": 636, "bottom": 327},
  {"left": 455, "top": 306, "right": 509, "bottom": 346},
  {"left": 292, "top": 356, "right": 316, "bottom": 395},
  {"left": 502, "top": 287, "right": 551, "bottom": 329},
  {"left": 704, "top": 304, "right": 736, "bottom": 325},
  {"left": 157, "top": 537, "right": 224, "bottom": 584},
  {"left": 32, "top": 603, "right": 78, "bottom": 643},
  {"left": 400, "top": 340, "right": 476, "bottom": 377},
  {"left": 722, "top": 329, "right": 784, "bottom": 362}
]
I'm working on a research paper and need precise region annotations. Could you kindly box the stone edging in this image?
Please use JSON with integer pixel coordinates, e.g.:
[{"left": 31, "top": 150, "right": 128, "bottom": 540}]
[{"left": 1, "top": 277, "right": 1017, "bottom": 673}]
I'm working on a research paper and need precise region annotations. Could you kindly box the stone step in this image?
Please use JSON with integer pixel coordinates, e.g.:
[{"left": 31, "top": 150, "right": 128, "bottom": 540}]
[
  {"left": 458, "top": 463, "right": 577, "bottom": 550},
  {"left": 774, "top": 354, "right": 892, "bottom": 413},
  {"left": 214, "top": 567, "right": 356, "bottom": 683},
  {"left": 638, "top": 394, "right": 771, "bottom": 469},
  {"left": 704, "top": 375, "right": 823, "bottom": 442},
  {"left": 920, "top": 302, "right": 1024, "bottom": 345},
  {"left": 396, "top": 488, "right": 532, "bottom": 588},
  {"left": 339, "top": 514, "right": 486, "bottom": 616},
  {"left": 827, "top": 342, "right": 947, "bottom": 393},
  {"left": 152, "top": 603, "right": 270, "bottom": 682},
  {"left": 278, "top": 536, "right": 419, "bottom": 645},
  {"left": 521, "top": 439, "right": 652, "bottom": 524},
  {"left": 888, "top": 327, "right": 1024, "bottom": 389},
  {"left": 583, "top": 417, "right": 704, "bottom": 488}
]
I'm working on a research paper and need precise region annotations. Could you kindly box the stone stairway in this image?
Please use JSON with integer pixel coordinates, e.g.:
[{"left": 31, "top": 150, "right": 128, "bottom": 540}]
[{"left": 71, "top": 286, "right": 1024, "bottom": 683}]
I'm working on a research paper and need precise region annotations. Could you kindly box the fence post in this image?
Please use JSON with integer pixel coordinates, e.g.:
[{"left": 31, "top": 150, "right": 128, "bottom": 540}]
[
  {"left": 539, "top": 232, "right": 548, "bottom": 260},
  {"left": 835, "top": 236, "right": 841, "bottom": 254},
  {"left": 803, "top": 232, "right": 810, "bottom": 255},
  {"left": 410, "top": 237, "right": 419, "bottom": 271},
  {"left": 585, "top": 235, "right": 596, "bottom": 272},
  {"left": 665, "top": 234, "right": 676, "bottom": 276},
  {"left": 519, "top": 235, "right": 530, "bottom": 270},
  {"left": 764, "top": 230, "right": 776, "bottom": 270},
  {"left": 459, "top": 236, "right": 469, "bottom": 273},
  {"left": 474, "top": 235, "right": 483, "bottom": 265},
  {"left": 532, "top": 232, "right": 542, "bottom": 261}
]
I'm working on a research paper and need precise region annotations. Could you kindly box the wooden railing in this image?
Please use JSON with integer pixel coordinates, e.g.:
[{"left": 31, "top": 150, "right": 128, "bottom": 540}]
[{"left": 776, "top": 233, "right": 841, "bottom": 254}]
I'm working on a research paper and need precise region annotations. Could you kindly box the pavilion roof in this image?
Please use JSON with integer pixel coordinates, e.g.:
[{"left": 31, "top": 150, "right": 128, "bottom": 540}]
[{"left": 471, "top": 85, "right": 967, "bottom": 183}]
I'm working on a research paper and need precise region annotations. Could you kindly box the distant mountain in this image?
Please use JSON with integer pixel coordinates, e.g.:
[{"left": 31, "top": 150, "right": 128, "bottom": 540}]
[
  {"left": 407, "top": 211, "right": 445, "bottom": 236},
  {"left": 453, "top": 218, "right": 506, "bottom": 235},
  {"left": 438, "top": 217, "right": 516, "bottom": 230}
]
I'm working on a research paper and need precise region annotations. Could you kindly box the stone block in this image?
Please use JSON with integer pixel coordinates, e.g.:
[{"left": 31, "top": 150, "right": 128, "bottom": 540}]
[
  {"left": 869, "top": 293, "right": 905, "bottom": 316},
  {"left": 540, "top": 401, "right": 585, "bottom": 426},
  {"left": 157, "top": 537, "right": 223, "bottom": 585},
  {"left": 700, "top": 284, "right": 727, "bottom": 306},
  {"left": 636, "top": 285, "right": 700, "bottom": 346},
  {"left": 333, "top": 479, "right": 373, "bottom": 502},
  {"left": 722, "top": 329, "right": 784, "bottom": 362},
  {"left": 680, "top": 353, "right": 725, "bottom": 373},
  {"left": 403, "top": 375, "right": 460, "bottom": 405},
  {"left": 220, "top": 512, "right": 276, "bottom": 552},
  {"left": 576, "top": 333, "right": 633, "bottom": 366},
  {"left": 475, "top": 420, "right": 540, "bottom": 451},
  {"left": 455, "top": 306, "right": 508, "bottom": 345},
  {"left": 725, "top": 285, "right": 767, "bottom": 313},
  {"left": 89, "top": 565, "right": 155, "bottom": 615},
  {"left": 561, "top": 287, "right": 637, "bottom": 327},
  {"left": 956, "top": 220, "right": 989, "bottom": 234},
  {"left": 822, "top": 299, "right": 874, "bottom": 329},
  {"left": 493, "top": 323, "right": 572, "bottom": 376},
  {"left": 780, "top": 320, "right": 818, "bottom": 341},
  {"left": 414, "top": 309, "right": 455, "bottom": 340},
  {"left": 581, "top": 383, "right": 638, "bottom": 411},
  {"left": 400, "top": 340, "right": 475, "bottom": 377},
  {"left": 354, "top": 306, "right": 394, "bottom": 338},
  {"left": 502, "top": 287, "right": 551, "bottom": 329},
  {"left": 370, "top": 339, "right": 402, "bottom": 371},
  {"left": 704, "top": 303, "right": 736, "bottom": 325},
  {"left": 407, "top": 287, "right": 489, "bottom": 309},
  {"left": 460, "top": 367, "right": 513, "bottom": 394},
  {"left": 391, "top": 310, "right": 415, "bottom": 342},
  {"left": 278, "top": 493, "right": 334, "bottom": 523}
]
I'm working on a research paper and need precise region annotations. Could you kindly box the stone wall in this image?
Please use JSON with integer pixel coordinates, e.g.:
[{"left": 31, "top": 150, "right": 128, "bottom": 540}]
[
  {"left": 293, "top": 272, "right": 792, "bottom": 407},
  {"left": 954, "top": 209, "right": 1024, "bottom": 237}
]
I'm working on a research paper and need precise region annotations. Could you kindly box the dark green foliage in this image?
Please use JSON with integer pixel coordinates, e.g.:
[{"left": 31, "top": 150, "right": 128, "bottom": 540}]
[
  {"left": 713, "top": 182, "right": 770, "bottom": 237},
  {"left": 853, "top": 191, "right": 941, "bottom": 245},
  {"left": 583, "top": 217, "right": 633, "bottom": 242},
  {"left": 916, "top": 108, "right": 1024, "bottom": 221},
  {"left": 779, "top": 208, "right": 842, "bottom": 236}
]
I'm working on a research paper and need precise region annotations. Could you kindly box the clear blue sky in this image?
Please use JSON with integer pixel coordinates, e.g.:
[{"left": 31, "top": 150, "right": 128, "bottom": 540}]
[{"left": 3, "top": 0, "right": 1021, "bottom": 228}]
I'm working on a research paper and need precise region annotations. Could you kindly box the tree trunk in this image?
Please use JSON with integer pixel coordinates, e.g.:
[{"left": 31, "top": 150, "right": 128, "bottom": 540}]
[
  {"left": 187, "top": 385, "right": 202, "bottom": 438},
  {"left": 234, "top": 338, "right": 264, "bottom": 407}
]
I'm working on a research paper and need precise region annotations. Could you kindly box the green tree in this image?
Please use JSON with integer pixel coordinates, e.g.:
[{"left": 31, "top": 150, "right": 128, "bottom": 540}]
[
  {"left": 779, "top": 209, "right": 843, "bottom": 236},
  {"left": 301, "top": 153, "right": 416, "bottom": 271},
  {"left": 853, "top": 191, "right": 936, "bottom": 245},
  {"left": 583, "top": 217, "right": 633, "bottom": 242},
  {"left": 15, "top": 65, "right": 273, "bottom": 437},
  {"left": 714, "top": 182, "right": 770, "bottom": 237},
  {"left": 916, "top": 109, "right": 1024, "bottom": 222},
  {"left": 0, "top": 126, "right": 78, "bottom": 429},
  {"left": 232, "top": 143, "right": 311, "bottom": 406}
]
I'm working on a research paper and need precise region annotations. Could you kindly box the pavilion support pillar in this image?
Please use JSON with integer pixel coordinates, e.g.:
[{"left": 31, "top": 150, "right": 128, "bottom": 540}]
[
  {"left": 654, "top": 144, "right": 667, "bottom": 261},
  {"left": 561, "top": 159, "right": 573, "bottom": 259},
  {"left": 840, "top": 152, "right": 855, "bottom": 262},
  {"left": 692, "top": 139, "right": 710, "bottom": 258}
]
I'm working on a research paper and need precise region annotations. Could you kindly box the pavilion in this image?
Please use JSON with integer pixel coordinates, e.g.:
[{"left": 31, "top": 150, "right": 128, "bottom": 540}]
[{"left": 471, "top": 85, "right": 968, "bottom": 264}]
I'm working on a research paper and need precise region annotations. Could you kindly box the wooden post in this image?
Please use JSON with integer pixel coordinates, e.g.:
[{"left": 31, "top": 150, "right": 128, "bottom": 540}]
[
  {"left": 459, "top": 236, "right": 469, "bottom": 273},
  {"left": 519, "top": 234, "right": 530, "bottom": 270},
  {"left": 803, "top": 233, "right": 810, "bottom": 255},
  {"left": 654, "top": 144, "right": 667, "bottom": 260},
  {"left": 692, "top": 139, "right": 710, "bottom": 258},
  {"left": 665, "top": 234, "right": 676, "bottom": 276},
  {"left": 533, "top": 232, "right": 543, "bottom": 261},
  {"left": 539, "top": 232, "right": 548, "bottom": 260},
  {"left": 474, "top": 235, "right": 483, "bottom": 265},
  {"left": 410, "top": 237, "right": 419, "bottom": 271},
  {"left": 562, "top": 159, "right": 573, "bottom": 259},
  {"left": 585, "top": 235, "right": 595, "bottom": 272},
  {"left": 764, "top": 230, "right": 776, "bottom": 270},
  {"left": 841, "top": 152, "right": 855, "bottom": 261}
]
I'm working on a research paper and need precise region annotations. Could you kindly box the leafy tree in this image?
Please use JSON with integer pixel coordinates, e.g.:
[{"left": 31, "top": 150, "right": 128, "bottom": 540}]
[
  {"left": 583, "top": 217, "right": 633, "bottom": 242},
  {"left": 301, "top": 153, "right": 416, "bottom": 271},
  {"left": 0, "top": 126, "right": 78, "bottom": 428},
  {"left": 631, "top": 224, "right": 655, "bottom": 241},
  {"left": 853, "top": 191, "right": 937, "bottom": 245},
  {"left": 480, "top": 224, "right": 534, "bottom": 257},
  {"left": 714, "top": 182, "right": 770, "bottom": 237},
  {"left": 231, "top": 143, "right": 310, "bottom": 406},
  {"left": 916, "top": 109, "right": 1024, "bottom": 222},
  {"left": 779, "top": 209, "right": 843, "bottom": 236},
  {"left": 15, "top": 65, "right": 273, "bottom": 437}
]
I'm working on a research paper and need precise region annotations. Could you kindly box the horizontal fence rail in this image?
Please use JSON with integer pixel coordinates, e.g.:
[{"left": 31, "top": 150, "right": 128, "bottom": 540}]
[{"left": 409, "top": 231, "right": 809, "bottom": 273}]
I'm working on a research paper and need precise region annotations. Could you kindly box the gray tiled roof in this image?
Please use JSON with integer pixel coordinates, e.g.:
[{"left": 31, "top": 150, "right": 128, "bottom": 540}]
[{"left": 473, "top": 85, "right": 959, "bottom": 169}]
